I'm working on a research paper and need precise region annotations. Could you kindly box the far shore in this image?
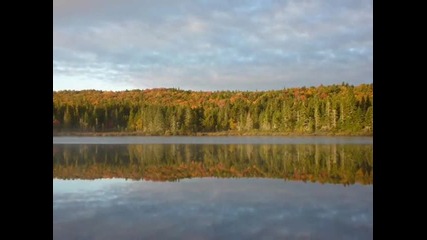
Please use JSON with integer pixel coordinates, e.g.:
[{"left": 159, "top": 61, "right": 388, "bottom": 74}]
[{"left": 53, "top": 131, "right": 372, "bottom": 137}]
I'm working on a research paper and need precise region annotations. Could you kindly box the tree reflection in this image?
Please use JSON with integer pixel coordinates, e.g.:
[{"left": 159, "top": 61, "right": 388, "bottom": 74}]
[{"left": 53, "top": 144, "right": 373, "bottom": 185}]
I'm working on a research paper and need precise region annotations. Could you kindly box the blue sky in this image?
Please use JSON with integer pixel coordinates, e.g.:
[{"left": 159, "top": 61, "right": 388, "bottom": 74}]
[{"left": 53, "top": 0, "right": 373, "bottom": 91}]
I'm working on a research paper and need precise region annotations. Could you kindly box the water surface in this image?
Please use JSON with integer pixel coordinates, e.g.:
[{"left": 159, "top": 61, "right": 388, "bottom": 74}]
[
  {"left": 54, "top": 143, "right": 372, "bottom": 184},
  {"left": 53, "top": 136, "right": 373, "bottom": 144},
  {"left": 54, "top": 178, "right": 372, "bottom": 240},
  {"left": 53, "top": 137, "right": 373, "bottom": 239}
]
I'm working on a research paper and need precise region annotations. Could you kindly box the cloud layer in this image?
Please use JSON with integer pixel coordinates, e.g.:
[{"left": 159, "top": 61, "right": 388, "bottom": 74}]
[{"left": 53, "top": 0, "right": 373, "bottom": 91}]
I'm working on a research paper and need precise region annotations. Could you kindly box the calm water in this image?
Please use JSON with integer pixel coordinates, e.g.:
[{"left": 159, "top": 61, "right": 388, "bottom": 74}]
[
  {"left": 53, "top": 136, "right": 373, "bottom": 144},
  {"left": 53, "top": 137, "right": 373, "bottom": 240}
]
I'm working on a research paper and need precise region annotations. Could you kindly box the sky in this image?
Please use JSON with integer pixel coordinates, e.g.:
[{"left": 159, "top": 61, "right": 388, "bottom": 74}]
[{"left": 53, "top": 0, "right": 373, "bottom": 91}]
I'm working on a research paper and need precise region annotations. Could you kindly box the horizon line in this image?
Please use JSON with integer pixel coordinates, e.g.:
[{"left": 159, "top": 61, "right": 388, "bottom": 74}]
[{"left": 53, "top": 82, "right": 373, "bottom": 93}]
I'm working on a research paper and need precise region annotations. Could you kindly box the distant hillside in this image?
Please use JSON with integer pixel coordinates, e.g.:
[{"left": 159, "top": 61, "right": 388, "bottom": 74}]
[{"left": 53, "top": 83, "right": 373, "bottom": 135}]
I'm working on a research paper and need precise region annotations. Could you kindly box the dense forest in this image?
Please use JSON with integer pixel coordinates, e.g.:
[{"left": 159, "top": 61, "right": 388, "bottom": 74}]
[
  {"left": 53, "top": 144, "right": 373, "bottom": 185},
  {"left": 53, "top": 83, "right": 373, "bottom": 135}
]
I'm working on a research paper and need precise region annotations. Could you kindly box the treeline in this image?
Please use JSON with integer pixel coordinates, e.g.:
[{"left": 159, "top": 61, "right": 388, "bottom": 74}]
[
  {"left": 53, "top": 83, "right": 373, "bottom": 135},
  {"left": 53, "top": 144, "right": 373, "bottom": 185}
]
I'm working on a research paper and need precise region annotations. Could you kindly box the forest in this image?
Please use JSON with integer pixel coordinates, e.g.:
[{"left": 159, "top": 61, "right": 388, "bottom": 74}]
[{"left": 53, "top": 83, "right": 373, "bottom": 135}]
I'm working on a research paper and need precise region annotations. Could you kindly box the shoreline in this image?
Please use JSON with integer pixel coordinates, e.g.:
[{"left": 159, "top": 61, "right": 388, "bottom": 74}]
[{"left": 53, "top": 131, "right": 372, "bottom": 137}]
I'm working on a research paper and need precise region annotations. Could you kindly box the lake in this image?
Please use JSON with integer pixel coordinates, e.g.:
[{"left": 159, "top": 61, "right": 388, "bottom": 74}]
[{"left": 53, "top": 136, "right": 373, "bottom": 239}]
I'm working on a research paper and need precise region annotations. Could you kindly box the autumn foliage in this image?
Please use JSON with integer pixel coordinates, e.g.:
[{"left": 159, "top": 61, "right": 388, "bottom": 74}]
[{"left": 53, "top": 83, "right": 373, "bottom": 135}]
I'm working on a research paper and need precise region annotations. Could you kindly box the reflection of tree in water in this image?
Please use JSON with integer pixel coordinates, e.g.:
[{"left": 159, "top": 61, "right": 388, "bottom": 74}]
[{"left": 53, "top": 144, "right": 373, "bottom": 185}]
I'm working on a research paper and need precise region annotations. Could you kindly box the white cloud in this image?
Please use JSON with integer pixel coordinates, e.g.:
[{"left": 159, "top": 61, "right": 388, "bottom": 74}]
[{"left": 53, "top": 0, "right": 373, "bottom": 91}]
